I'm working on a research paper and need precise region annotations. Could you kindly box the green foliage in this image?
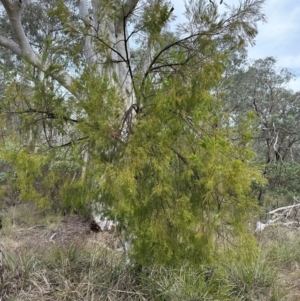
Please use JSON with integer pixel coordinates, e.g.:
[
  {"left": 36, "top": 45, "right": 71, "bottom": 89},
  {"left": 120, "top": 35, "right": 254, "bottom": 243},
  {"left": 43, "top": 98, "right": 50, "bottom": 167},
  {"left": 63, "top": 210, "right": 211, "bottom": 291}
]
[
  {"left": 96, "top": 73, "right": 264, "bottom": 267},
  {"left": 0, "top": 61, "right": 265, "bottom": 267},
  {"left": 0, "top": 0, "right": 268, "bottom": 269},
  {"left": 143, "top": 0, "right": 173, "bottom": 36},
  {"left": 265, "top": 162, "right": 300, "bottom": 205},
  {"left": 221, "top": 56, "right": 300, "bottom": 206}
]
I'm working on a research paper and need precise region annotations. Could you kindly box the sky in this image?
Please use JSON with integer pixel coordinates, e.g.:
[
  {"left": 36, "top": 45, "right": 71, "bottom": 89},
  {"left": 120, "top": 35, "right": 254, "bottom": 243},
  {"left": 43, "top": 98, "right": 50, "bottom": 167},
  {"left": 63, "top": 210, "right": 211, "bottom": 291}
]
[
  {"left": 247, "top": 0, "right": 300, "bottom": 91},
  {"left": 171, "top": 0, "right": 300, "bottom": 91}
]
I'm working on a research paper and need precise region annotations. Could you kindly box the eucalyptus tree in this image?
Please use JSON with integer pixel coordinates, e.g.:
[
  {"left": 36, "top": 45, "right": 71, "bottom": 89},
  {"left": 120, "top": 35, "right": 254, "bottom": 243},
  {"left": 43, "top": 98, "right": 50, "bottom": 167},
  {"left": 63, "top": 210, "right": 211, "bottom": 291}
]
[
  {"left": 0, "top": 0, "right": 266, "bottom": 266},
  {"left": 222, "top": 57, "right": 300, "bottom": 203}
]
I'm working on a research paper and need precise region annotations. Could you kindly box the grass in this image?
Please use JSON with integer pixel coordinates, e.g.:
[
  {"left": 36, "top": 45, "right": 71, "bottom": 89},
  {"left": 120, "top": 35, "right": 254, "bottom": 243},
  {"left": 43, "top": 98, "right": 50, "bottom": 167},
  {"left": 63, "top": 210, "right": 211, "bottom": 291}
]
[
  {"left": 257, "top": 226, "right": 300, "bottom": 301},
  {"left": 1, "top": 202, "right": 300, "bottom": 300}
]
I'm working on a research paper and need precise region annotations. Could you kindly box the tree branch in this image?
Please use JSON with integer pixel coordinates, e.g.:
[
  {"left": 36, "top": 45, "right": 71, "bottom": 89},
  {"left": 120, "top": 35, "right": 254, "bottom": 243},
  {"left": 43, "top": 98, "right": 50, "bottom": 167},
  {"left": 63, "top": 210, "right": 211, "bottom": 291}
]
[
  {"left": 171, "top": 147, "right": 200, "bottom": 180},
  {"left": 140, "top": 33, "right": 200, "bottom": 92},
  {"left": 0, "top": 35, "right": 22, "bottom": 56},
  {"left": 0, "top": 0, "right": 79, "bottom": 98},
  {"left": 47, "top": 136, "right": 89, "bottom": 149},
  {"left": 1, "top": 108, "right": 79, "bottom": 123},
  {"left": 122, "top": 0, "right": 139, "bottom": 21}
]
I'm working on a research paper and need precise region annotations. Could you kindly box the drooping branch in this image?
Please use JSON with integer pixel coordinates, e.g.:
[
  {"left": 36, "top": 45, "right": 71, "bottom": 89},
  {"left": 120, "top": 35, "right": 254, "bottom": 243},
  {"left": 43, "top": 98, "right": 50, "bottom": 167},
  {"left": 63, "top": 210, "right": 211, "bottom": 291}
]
[{"left": 140, "top": 0, "right": 265, "bottom": 95}]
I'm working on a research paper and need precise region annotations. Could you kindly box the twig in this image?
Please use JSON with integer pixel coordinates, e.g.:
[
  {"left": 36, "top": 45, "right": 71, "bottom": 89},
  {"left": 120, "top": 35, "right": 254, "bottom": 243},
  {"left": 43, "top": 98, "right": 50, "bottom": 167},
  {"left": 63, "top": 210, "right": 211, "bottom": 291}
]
[
  {"left": 49, "top": 232, "right": 57, "bottom": 242},
  {"left": 17, "top": 225, "right": 46, "bottom": 231}
]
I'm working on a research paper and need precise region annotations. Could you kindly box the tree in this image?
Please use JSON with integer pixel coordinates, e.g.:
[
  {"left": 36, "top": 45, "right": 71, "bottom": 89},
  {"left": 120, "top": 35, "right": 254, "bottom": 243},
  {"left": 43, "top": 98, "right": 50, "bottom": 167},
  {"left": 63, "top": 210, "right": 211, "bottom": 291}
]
[
  {"left": 0, "top": 0, "right": 266, "bottom": 266},
  {"left": 222, "top": 57, "right": 300, "bottom": 205}
]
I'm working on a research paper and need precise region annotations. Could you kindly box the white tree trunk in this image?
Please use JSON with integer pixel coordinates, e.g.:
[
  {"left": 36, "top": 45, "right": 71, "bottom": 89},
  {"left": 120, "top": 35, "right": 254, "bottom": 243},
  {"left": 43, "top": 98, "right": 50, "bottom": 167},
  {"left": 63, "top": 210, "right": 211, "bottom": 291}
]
[
  {"left": 89, "top": 0, "right": 138, "bottom": 109},
  {"left": 79, "top": 0, "right": 99, "bottom": 67}
]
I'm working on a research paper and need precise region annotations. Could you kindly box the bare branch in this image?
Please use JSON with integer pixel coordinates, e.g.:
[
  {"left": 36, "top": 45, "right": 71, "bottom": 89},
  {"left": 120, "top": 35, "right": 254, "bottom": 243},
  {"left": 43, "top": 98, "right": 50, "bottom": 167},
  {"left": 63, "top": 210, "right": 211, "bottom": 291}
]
[
  {"left": 0, "top": 35, "right": 22, "bottom": 56},
  {"left": 269, "top": 203, "right": 300, "bottom": 215},
  {"left": 256, "top": 199, "right": 300, "bottom": 232}
]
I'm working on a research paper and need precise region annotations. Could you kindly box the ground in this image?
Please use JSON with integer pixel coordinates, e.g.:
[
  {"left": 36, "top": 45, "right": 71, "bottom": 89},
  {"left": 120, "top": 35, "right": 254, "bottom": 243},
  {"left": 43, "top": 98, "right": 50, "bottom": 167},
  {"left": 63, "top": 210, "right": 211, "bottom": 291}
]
[{"left": 1, "top": 202, "right": 300, "bottom": 300}]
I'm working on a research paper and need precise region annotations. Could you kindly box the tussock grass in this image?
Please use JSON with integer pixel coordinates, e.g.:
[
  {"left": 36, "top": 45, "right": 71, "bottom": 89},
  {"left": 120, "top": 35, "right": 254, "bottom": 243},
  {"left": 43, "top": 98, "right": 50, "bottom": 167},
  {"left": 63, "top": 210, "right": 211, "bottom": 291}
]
[
  {"left": 1, "top": 241, "right": 233, "bottom": 301},
  {"left": 1, "top": 202, "right": 297, "bottom": 301},
  {"left": 256, "top": 226, "right": 300, "bottom": 300},
  {"left": 224, "top": 253, "right": 278, "bottom": 300}
]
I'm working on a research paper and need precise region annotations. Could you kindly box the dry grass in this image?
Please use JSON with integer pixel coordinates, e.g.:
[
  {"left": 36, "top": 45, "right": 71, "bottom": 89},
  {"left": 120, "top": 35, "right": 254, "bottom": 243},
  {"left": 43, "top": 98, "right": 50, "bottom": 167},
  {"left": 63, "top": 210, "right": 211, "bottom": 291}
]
[
  {"left": 0, "top": 203, "right": 131, "bottom": 301},
  {"left": 1, "top": 202, "right": 299, "bottom": 301},
  {"left": 256, "top": 226, "right": 300, "bottom": 300}
]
